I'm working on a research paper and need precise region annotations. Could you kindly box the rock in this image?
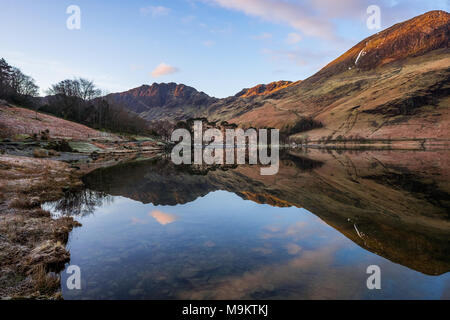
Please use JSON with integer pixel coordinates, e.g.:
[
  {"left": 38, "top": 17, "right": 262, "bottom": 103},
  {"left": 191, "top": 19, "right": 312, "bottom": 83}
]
[
  {"left": 47, "top": 149, "right": 60, "bottom": 157},
  {"left": 45, "top": 140, "right": 73, "bottom": 152},
  {"left": 90, "top": 151, "right": 99, "bottom": 160},
  {"left": 29, "top": 197, "right": 41, "bottom": 207},
  {"left": 33, "top": 148, "right": 49, "bottom": 158},
  {"left": 26, "top": 240, "right": 70, "bottom": 271}
]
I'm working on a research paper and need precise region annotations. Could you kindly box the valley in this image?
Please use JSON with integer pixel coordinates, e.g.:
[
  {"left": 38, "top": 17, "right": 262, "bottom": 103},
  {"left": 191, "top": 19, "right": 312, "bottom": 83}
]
[
  {"left": 0, "top": 9, "right": 449, "bottom": 300},
  {"left": 104, "top": 11, "right": 449, "bottom": 147}
]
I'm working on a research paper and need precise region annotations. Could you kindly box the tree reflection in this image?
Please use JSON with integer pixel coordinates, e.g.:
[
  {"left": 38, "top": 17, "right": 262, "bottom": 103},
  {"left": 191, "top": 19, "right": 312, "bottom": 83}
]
[{"left": 49, "top": 189, "right": 113, "bottom": 217}]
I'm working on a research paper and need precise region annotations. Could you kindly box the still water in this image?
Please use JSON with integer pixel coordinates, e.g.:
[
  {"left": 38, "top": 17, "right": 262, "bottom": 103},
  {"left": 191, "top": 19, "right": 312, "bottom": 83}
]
[{"left": 45, "top": 149, "right": 450, "bottom": 299}]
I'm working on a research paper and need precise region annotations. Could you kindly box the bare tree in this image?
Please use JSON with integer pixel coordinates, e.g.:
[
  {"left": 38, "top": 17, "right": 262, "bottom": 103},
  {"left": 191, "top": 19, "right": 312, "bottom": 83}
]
[
  {"left": 151, "top": 120, "right": 175, "bottom": 141},
  {"left": 47, "top": 79, "right": 81, "bottom": 97},
  {"left": 10, "top": 67, "right": 39, "bottom": 97},
  {"left": 47, "top": 78, "right": 101, "bottom": 101},
  {"left": 79, "top": 78, "right": 102, "bottom": 101},
  {"left": 45, "top": 78, "right": 154, "bottom": 136}
]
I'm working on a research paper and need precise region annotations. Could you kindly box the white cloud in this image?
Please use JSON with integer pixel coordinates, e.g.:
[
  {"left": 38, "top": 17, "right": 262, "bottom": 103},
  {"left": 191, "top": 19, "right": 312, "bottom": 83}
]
[
  {"left": 205, "top": 0, "right": 335, "bottom": 40},
  {"left": 204, "top": 0, "right": 439, "bottom": 41},
  {"left": 286, "top": 33, "right": 302, "bottom": 45},
  {"left": 140, "top": 6, "right": 171, "bottom": 17},
  {"left": 151, "top": 63, "right": 179, "bottom": 77}
]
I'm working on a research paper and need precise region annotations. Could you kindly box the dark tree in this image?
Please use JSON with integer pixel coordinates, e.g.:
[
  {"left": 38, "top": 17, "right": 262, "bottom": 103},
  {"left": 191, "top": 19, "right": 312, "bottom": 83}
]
[
  {"left": 10, "top": 67, "right": 39, "bottom": 97},
  {"left": 0, "top": 58, "right": 13, "bottom": 98},
  {"left": 43, "top": 79, "right": 154, "bottom": 136}
]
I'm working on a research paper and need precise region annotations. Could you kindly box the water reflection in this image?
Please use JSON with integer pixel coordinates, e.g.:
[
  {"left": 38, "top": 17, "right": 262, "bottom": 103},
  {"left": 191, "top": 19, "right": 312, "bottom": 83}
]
[
  {"left": 47, "top": 149, "right": 450, "bottom": 299},
  {"left": 47, "top": 189, "right": 113, "bottom": 217},
  {"left": 150, "top": 210, "right": 178, "bottom": 225}
]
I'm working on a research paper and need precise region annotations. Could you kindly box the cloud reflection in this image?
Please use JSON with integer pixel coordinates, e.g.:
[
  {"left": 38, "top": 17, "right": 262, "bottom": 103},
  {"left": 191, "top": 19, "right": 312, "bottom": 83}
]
[
  {"left": 150, "top": 210, "right": 178, "bottom": 225},
  {"left": 176, "top": 242, "right": 362, "bottom": 300}
]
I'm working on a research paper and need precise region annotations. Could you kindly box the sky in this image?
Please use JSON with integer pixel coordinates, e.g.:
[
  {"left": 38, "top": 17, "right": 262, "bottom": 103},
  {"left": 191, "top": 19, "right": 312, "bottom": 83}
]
[{"left": 0, "top": 0, "right": 448, "bottom": 98}]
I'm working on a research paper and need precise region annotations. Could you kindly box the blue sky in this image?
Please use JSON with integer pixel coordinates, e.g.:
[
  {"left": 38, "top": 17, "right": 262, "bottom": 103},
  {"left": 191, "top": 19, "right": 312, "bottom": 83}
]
[{"left": 0, "top": 0, "right": 448, "bottom": 97}]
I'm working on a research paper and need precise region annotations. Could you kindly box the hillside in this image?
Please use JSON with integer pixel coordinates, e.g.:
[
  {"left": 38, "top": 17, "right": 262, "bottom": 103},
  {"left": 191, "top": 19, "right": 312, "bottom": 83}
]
[
  {"left": 106, "top": 10, "right": 449, "bottom": 142},
  {"left": 227, "top": 48, "right": 449, "bottom": 139},
  {"left": 222, "top": 10, "right": 450, "bottom": 141},
  {"left": 307, "top": 10, "right": 450, "bottom": 83},
  {"left": 0, "top": 102, "right": 118, "bottom": 141},
  {"left": 235, "top": 81, "right": 296, "bottom": 98}
]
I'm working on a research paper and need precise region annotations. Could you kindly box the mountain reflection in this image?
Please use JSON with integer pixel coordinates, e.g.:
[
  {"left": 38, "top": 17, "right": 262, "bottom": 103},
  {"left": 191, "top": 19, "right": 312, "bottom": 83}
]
[{"left": 58, "top": 150, "right": 450, "bottom": 276}]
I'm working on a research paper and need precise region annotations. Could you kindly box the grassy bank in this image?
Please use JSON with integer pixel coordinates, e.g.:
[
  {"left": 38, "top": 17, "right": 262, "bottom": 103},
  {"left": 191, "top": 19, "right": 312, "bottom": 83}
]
[
  {"left": 0, "top": 147, "right": 164, "bottom": 299},
  {"left": 0, "top": 155, "right": 82, "bottom": 299}
]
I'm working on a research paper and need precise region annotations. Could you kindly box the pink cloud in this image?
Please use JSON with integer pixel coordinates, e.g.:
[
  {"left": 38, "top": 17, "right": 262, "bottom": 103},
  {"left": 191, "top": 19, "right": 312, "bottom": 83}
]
[{"left": 151, "top": 63, "right": 179, "bottom": 78}]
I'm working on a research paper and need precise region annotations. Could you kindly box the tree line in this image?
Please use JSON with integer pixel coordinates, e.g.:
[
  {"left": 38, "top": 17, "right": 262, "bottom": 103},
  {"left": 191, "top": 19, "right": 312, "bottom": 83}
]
[
  {"left": 42, "top": 78, "right": 153, "bottom": 135},
  {"left": 0, "top": 58, "right": 155, "bottom": 136},
  {"left": 0, "top": 58, "right": 39, "bottom": 105}
]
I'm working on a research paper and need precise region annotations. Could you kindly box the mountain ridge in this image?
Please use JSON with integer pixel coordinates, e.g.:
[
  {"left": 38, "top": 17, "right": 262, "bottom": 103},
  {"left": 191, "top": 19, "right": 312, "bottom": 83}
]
[
  {"left": 104, "top": 10, "right": 450, "bottom": 141},
  {"left": 105, "top": 82, "right": 217, "bottom": 115},
  {"left": 235, "top": 81, "right": 297, "bottom": 98},
  {"left": 305, "top": 10, "right": 450, "bottom": 84}
]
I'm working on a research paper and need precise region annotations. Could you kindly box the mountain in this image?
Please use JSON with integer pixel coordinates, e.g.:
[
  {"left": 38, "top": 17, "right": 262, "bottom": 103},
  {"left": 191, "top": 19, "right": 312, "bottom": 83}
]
[
  {"left": 309, "top": 10, "right": 450, "bottom": 82},
  {"left": 109, "top": 10, "right": 449, "bottom": 142},
  {"left": 105, "top": 82, "right": 217, "bottom": 121},
  {"left": 218, "top": 10, "right": 450, "bottom": 140},
  {"left": 234, "top": 81, "right": 296, "bottom": 98}
]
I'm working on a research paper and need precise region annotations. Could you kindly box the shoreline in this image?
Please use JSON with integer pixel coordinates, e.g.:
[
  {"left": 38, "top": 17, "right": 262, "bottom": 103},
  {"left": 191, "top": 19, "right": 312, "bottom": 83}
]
[
  {"left": 1, "top": 139, "right": 448, "bottom": 299},
  {"left": 0, "top": 149, "right": 163, "bottom": 299},
  {"left": 291, "top": 138, "right": 450, "bottom": 151}
]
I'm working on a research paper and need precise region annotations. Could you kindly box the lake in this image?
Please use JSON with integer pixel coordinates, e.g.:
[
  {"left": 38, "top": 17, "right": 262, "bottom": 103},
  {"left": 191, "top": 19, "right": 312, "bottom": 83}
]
[{"left": 44, "top": 149, "right": 450, "bottom": 299}]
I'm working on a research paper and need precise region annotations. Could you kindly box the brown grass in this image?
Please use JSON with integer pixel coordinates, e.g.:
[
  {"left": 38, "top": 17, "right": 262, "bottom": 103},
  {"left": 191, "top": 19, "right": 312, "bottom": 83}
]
[
  {"left": 0, "top": 214, "right": 49, "bottom": 245},
  {"left": 9, "top": 197, "right": 39, "bottom": 209},
  {"left": 48, "top": 149, "right": 60, "bottom": 157},
  {"left": 0, "top": 155, "right": 82, "bottom": 298},
  {"left": 0, "top": 214, "right": 26, "bottom": 244},
  {"left": 52, "top": 217, "right": 82, "bottom": 243},
  {"left": 32, "top": 264, "right": 61, "bottom": 297},
  {"left": 33, "top": 148, "right": 49, "bottom": 158},
  {"left": 18, "top": 167, "right": 70, "bottom": 201},
  {"left": 29, "top": 208, "right": 51, "bottom": 218},
  {"left": 0, "top": 103, "right": 120, "bottom": 141}
]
